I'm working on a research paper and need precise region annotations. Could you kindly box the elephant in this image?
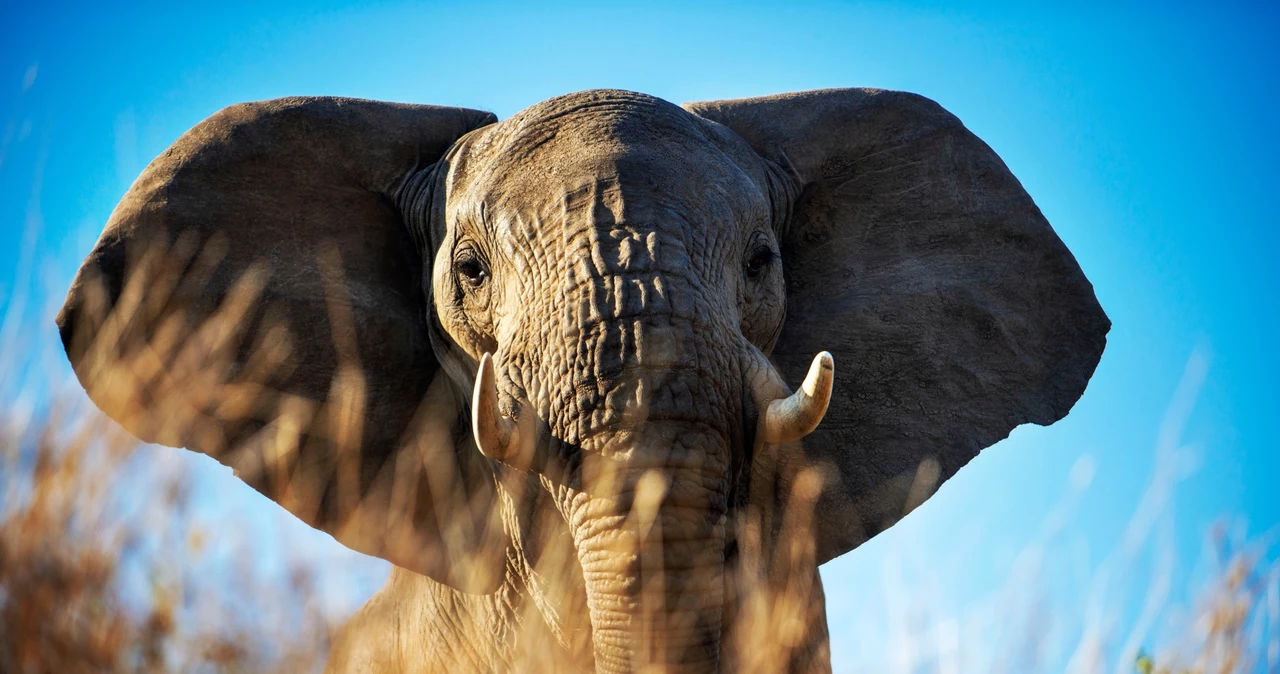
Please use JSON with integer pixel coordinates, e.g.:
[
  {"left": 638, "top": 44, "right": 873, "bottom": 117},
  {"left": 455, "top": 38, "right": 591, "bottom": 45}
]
[{"left": 56, "top": 88, "right": 1109, "bottom": 673}]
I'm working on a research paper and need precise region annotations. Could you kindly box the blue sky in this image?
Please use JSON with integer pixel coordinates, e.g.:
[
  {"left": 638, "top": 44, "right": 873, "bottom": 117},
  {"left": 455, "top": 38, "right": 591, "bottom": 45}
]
[{"left": 2, "top": 1, "right": 1277, "bottom": 669}]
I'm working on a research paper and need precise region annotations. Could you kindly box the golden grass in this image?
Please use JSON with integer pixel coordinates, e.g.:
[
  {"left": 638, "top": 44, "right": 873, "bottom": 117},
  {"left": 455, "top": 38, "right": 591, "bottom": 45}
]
[
  {"left": 0, "top": 239, "right": 1275, "bottom": 672},
  {"left": 1135, "top": 527, "right": 1278, "bottom": 674},
  {"left": 0, "top": 390, "right": 340, "bottom": 673}
]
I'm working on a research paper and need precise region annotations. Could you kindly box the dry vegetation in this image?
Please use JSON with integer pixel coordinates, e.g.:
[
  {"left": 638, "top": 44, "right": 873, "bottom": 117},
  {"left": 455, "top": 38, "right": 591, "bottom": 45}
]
[
  {"left": 0, "top": 240, "right": 1276, "bottom": 673},
  {"left": 1135, "top": 529, "right": 1278, "bottom": 674},
  {"left": 0, "top": 240, "right": 348, "bottom": 673},
  {"left": 0, "top": 370, "right": 340, "bottom": 673}
]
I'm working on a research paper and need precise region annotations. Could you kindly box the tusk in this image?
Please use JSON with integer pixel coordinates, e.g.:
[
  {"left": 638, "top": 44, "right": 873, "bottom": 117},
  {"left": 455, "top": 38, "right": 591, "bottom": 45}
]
[
  {"left": 762, "top": 351, "right": 835, "bottom": 444},
  {"left": 471, "top": 352, "right": 533, "bottom": 465}
]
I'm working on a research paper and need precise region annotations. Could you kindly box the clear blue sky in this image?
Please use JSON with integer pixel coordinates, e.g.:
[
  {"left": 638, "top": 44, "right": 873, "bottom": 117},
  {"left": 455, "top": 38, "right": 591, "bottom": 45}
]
[{"left": 3, "top": 2, "right": 1276, "bottom": 669}]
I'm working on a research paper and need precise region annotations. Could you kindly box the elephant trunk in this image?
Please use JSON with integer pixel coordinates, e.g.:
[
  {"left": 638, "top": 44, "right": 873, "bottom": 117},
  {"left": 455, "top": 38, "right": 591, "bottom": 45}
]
[{"left": 571, "top": 426, "right": 730, "bottom": 674}]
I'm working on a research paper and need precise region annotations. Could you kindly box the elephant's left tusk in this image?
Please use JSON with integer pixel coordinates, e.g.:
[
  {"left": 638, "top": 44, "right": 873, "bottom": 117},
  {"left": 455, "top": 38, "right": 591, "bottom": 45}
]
[
  {"left": 761, "top": 351, "right": 835, "bottom": 444},
  {"left": 472, "top": 352, "right": 534, "bottom": 466}
]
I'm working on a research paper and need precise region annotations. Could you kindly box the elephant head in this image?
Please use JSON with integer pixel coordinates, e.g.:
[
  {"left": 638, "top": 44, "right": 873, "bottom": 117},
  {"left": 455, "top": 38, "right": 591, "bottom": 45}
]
[{"left": 57, "top": 89, "right": 1108, "bottom": 672}]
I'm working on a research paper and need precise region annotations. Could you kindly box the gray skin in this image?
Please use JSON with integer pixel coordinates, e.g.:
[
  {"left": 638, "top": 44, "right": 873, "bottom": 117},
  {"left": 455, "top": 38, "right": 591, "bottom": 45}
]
[{"left": 57, "top": 89, "right": 1110, "bottom": 673}]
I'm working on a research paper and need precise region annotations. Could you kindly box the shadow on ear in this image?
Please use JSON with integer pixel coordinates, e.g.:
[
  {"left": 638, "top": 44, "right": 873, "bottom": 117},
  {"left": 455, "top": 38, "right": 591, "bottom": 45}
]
[
  {"left": 685, "top": 89, "right": 1110, "bottom": 565},
  {"left": 56, "top": 97, "right": 508, "bottom": 592}
]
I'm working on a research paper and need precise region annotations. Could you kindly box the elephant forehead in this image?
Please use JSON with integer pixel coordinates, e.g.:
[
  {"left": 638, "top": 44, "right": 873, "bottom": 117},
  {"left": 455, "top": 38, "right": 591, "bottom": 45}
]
[
  {"left": 499, "top": 88, "right": 703, "bottom": 155},
  {"left": 449, "top": 90, "right": 771, "bottom": 222}
]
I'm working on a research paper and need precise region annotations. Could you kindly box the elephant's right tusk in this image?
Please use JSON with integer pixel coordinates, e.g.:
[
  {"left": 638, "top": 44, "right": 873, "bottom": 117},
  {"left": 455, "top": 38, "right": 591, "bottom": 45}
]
[
  {"left": 761, "top": 351, "right": 835, "bottom": 444},
  {"left": 472, "top": 352, "right": 534, "bottom": 466}
]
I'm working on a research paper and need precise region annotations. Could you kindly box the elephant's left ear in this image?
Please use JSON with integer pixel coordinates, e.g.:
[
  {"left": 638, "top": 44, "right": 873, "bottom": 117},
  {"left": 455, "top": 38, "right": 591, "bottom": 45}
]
[
  {"left": 684, "top": 89, "right": 1109, "bottom": 565},
  {"left": 56, "top": 97, "right": 508, "bottom": 591}
]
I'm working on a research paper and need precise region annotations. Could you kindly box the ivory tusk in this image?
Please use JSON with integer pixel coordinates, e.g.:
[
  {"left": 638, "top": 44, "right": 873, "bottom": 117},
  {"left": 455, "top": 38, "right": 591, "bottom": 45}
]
[
  {"left": 471, "top": 352, "right": 530, "bottom": 464},
  {"left": 762, "top": 351, "right": 835, "bottom": 444}
]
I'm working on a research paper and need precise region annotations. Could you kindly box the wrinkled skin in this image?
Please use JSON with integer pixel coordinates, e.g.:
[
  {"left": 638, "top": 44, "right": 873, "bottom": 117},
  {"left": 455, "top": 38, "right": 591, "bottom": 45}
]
[
  {"left": 57, "top": 89, "right": 1110, "bottom": 673},
  {"left": 326, "top": 92, "right": 822, "bottom": 672}
]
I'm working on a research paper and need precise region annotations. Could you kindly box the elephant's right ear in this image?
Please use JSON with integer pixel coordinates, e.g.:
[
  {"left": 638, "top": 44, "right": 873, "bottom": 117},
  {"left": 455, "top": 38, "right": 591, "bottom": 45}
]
[
  {"left": 56, "top": 97, "right": 508, "bottom": 592},
  {"left": 686, "top": 89, "right": 1109, "bottom": 566}
]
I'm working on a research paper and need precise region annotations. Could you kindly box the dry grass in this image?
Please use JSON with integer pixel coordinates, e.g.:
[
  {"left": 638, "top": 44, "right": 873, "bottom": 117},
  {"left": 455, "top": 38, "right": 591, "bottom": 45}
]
[
  {"left": 0, "top": 238, "right": 1275, "bottom": 673},
  {"left": 0, "top": 381, "right": 341, "bottom": 673},
  {"left": 0, "top": 239, "right": 349, "bottom": 673},
  {"left": 1135, "top": 528, "right": 1278, "bottom": 674}
]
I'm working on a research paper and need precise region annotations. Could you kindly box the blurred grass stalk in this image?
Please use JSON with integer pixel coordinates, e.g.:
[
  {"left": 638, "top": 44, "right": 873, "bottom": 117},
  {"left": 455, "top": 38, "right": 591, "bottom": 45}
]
[{"left": 0, "top": 234, "right": 1276, "bottom": 673}]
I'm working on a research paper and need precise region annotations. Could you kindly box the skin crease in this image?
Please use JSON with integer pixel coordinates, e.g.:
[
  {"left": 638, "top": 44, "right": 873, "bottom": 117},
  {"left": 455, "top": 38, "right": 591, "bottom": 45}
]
[
  {"left": 57, "top": 88, "right": 1109, "bottom": 674},
  {"left": 327, "top": 91, "right": 825, "bottom": 673}
]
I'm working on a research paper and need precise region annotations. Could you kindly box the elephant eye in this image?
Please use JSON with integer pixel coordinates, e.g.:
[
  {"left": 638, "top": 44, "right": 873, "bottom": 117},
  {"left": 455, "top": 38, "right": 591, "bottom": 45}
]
[
  {"left": 455, "top": 256, "right": 488, "bottom": 288},
  {"left": 745, "top": 245, "right": 776, "bottom": 279}
]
